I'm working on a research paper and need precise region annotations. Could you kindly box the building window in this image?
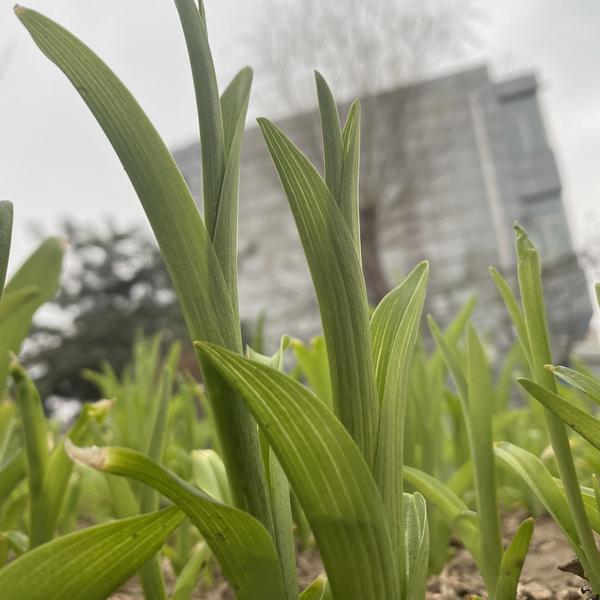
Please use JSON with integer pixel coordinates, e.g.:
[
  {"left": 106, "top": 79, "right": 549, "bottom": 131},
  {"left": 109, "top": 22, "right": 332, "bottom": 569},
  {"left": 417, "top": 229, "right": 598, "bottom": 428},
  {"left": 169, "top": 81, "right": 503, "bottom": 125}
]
[
  {"left": 504, "top": 94, "right": 548, "bottom": 154},
  {"left": 521, "top": 194, "right": 572, "bottom": 262}
]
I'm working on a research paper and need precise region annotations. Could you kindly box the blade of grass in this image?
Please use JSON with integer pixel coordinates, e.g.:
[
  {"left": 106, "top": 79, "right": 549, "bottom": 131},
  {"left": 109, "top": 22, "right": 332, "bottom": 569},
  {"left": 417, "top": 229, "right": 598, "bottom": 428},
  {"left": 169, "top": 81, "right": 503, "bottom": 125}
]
[
  {"left": 196, "top": 342, "right": 399, "bottom": 600},
  {"left": 0, "top": 507, "right": 183, "bottom": 600}
]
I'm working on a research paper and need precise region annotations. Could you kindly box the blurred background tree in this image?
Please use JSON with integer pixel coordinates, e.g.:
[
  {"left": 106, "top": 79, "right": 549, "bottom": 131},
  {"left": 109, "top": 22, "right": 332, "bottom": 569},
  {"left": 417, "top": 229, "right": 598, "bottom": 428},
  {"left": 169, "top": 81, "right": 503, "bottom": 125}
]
[
  {"left": 23, "top": 221, "right": 190, "bottom": 400},
  {"left": 250, "top": 0, "right": 481, "bottom": 303}
]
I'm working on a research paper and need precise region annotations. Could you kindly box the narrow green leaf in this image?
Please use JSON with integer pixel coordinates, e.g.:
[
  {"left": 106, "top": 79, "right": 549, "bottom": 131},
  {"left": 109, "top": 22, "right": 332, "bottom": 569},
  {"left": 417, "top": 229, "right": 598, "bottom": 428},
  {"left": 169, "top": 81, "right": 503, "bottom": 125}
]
[
  {"left": 339, "top": 101, "right": 361, "bottom": 253},
  {"left": 495, "top": 518, "right": 534, "bottom": 600},
  {"left": 174, "top": 0, "right": 225, "bottom": 239},
  {"left": 0, "top": 287, "right": 40, "bottom": 324},
  {"left": 258, "top": 117, "right": 379, "bottom": 466},
  {"left": 214, "top": 67, "right": 253, "bottom": 307},
  {"left": 139, "top": 372, "right": 172, "bottom": 600},
  {"left": 466, "top": 324, "right": 502, "bottom": 592},
  {"left": 0, "top": 237, "right": 63, "bottom": 387},
  {"left": 513, "top": 223, "right": 600, "bottom": 589},
  {"left": 291, "top": 336, "right": 332, "bottom": 409},
  {"left": 494, "top": 442, "right": 589, "bottom": 569},
  {"left": 315, "top": 71, "right": 343, "bottom": 204},
  {"left": 196, "top": 342, "right": 399, "bottom": 600},
  {"left": 489, "top": 266, "right": 531, "bottom": 364},
  {"left": 404, "top": 493, "right": 429, "bottom": 600},
  {"left": 0, "top": 201, "right": 13, "bottom": 297},
  {"left": 300, "top": 574, "right": 329, "bottom": 600},
  {"left": 67, "top": 443, "right": 285, "bottom": 600},
  {"left": 403, "top": 466, "right": 482, "bottom": 566},
  {"left": 15, "top": 6, "right": 270, "bottom": 526},
  {"left": 370, "top": 262, "right": 428, "bottom": 568},
  {"left": 0, "top": 450, "right": 26, "bottom": 506},
  {"left": 0, "top": 507, "right": 183, "bottom": 600},
  {"left": 11, "top": 363, "right": 49, "bottom": 547},
  {"left": 547, "top": 365, "right": 600, "bottom": 407},
  {"left": 519, "top": 378, "right": 600, "bottom": 453},
  {"left": 171, "top": 542, "right": 211, "bottom": 600},
  {"left": 427, "top": 315, "right": 467, "bottom": 402}
]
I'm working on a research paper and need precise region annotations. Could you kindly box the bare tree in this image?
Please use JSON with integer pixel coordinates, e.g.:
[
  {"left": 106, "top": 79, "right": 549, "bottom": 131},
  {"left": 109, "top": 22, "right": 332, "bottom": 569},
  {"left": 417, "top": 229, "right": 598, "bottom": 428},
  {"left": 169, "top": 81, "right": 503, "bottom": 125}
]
[{"left": 250, "top": 0, "right": 480, "bottom": 302}]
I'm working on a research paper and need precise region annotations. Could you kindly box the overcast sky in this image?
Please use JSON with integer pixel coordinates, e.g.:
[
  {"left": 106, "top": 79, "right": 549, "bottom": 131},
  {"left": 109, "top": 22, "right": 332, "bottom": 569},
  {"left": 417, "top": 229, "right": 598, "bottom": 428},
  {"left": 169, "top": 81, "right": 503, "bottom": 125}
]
[{"left": 1, "top": 1, "right": 599, "bottom": 274}]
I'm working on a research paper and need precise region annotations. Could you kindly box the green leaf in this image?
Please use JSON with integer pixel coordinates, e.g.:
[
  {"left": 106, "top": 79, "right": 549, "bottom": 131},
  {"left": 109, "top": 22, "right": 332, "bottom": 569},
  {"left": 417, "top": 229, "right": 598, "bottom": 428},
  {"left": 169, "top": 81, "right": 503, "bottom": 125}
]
[
  {"left": 0, "top": 507, "right": 183, "bottom": 600},
  {"left": 339, "top": 101, "right": 361, "bottom": 253},
  {"left": 403, "top": 466, "right": 482, "bottom": 566},
  {"left": 489, "top": 267, "right": 531, "bottom": 365},
  {"left": 519, "top": 378, "right": 600, "bottom": 453},
  {"left": 174, "top": 0, "right": 225, "bottom": 239},
  {"left": 370, "top": 262, "right": 428, "bottom": 565},
  {"left": 495, "top": 518, "right": 534, "bottom": 600},
  {"left": 0, "top": 287, "right": 40, "bottom": 324},
  {"left": 67, "top": 443, "right": 286, "bottom": 600},
  {"left": 0, "top": 237, "right": 63, "bottom": 387},
  {"left": 466, "top": 324, "right": 502, "bottom": 592},
  {"left": 11, "top": 363, "right": 49, "bottom": 547},
  {"left": 547, "top": 365, "right": 600, "bottom": 407},
  {"left": 0, "top": 450, "right": 26, "bottom": 506},
  {"left": 171, "top": 542, "right": 211, "bottom": 600},
  {"left": 0, "top": 201, "right": 13, "bottom": 297},
  {"left": 291, "top": 336, "right": 332, "bottom": 409},
  {"left": 195, "top": 342, "right": 399, "bottom": 600},
  {"left": 258, "top": 117, "right": 379, "bottom": 466},
  {"left": 404, "top": 493, "right": 429, "bottom": 600},
  {"left": 315, "top": 71, "right": 343, "bottom": 205},
  {"left": 300, "top": 574, "right": 329, "bottom": 600},
  {"left": 15, "top": 5, "right": 269, "bottom": 527},
  {"left": 214, "top": 67, "right": 253, "bottom": 308},
  {"left": 494, "top": 441, "right": 590, "bottom": 571}
]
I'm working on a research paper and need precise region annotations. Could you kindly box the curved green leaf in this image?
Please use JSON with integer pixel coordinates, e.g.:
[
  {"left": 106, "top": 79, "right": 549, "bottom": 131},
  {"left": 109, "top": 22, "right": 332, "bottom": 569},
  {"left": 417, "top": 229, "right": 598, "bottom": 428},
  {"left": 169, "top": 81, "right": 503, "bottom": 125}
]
[
  {"left": 315, "top": 71, "right": 343, "bottom": 205},
  {"left": 0, "top": 507, "right": 183, "bottom": 600},
  {"left": 495, "top": 518, "right": 534, "bottom": 600},
  {"left": 195, "top": 342, "right": 399, "bottom": 600},
  {"left": 258, "top": 117, "right": 378, "bottom": 466},
  {"left": 547, "top": 365, "right": 600, "bottom": 407},
  {"left": 67, "top": 443, "right": 285, "bottom": 600},
  {"left": 519, "top": 377, "right": 600, "bottom": 453},
  {"left": 370, "top": 262, "right": 428, "bottom": 563},
  {"left": 0, "top": 237, "right": 63, "bottom": 387},
  {"left": 403, "top": 466, "right": 481, "bottom": 566},
  {"left": 404, "top": 493, "right": 429, "bottom": 600},
  {"left": 340, "top": 101, "right": 361, "bottom": 252}
]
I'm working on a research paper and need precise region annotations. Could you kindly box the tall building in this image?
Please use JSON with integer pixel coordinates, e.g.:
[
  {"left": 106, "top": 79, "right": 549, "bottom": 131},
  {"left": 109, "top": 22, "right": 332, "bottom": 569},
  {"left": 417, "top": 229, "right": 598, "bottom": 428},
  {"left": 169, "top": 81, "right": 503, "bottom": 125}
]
[{"left": 175, "top": 65, "right": 591, "bottom": 358}]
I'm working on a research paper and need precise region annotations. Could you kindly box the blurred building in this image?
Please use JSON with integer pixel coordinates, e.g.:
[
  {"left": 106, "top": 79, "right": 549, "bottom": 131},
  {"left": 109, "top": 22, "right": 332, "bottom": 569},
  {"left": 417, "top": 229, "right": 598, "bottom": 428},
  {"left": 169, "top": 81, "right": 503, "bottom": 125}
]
[{"left": 175, "top": 65, "right": 592, "bottom": 359}]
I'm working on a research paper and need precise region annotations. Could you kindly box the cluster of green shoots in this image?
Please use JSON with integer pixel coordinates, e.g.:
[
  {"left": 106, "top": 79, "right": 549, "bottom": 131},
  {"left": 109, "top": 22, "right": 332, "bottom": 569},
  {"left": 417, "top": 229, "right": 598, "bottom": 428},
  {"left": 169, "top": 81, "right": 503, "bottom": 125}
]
[{"left": 1, "top": 3, "right": 600, "bottom": 600}]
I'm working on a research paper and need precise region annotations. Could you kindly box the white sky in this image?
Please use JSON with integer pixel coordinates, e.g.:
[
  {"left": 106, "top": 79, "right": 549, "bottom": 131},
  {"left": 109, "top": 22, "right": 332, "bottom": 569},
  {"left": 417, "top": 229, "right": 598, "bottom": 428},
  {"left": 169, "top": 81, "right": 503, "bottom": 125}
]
[{"left": 1, "top": 1, "right": 599, "bottom": 276}]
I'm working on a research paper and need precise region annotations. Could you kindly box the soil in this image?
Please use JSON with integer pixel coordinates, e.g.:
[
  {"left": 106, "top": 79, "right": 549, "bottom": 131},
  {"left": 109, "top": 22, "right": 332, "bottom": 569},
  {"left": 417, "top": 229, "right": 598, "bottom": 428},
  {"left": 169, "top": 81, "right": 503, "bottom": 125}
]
[{"left": 110, "top": 513, "right": 591, "bottom": 599}]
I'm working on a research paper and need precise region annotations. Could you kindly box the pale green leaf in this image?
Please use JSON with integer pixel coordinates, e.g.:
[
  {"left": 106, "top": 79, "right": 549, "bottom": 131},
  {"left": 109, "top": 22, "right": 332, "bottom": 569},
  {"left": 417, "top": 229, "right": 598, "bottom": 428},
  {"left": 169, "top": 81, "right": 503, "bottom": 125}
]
[
  {"left": 67, "top": 443, "right": 285, "bottom": 600},
  {"left": 0, "top": 507, "right": 183, "bottom": 600},
  {"left": 195, "top": 342, "right": 399, "bottom": 600},
  {"left": 495, "top": 518, "right": 534, "bottom": 600},
  {"left": 258, "top": 117, "right": 378, "bottom": 466}
]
